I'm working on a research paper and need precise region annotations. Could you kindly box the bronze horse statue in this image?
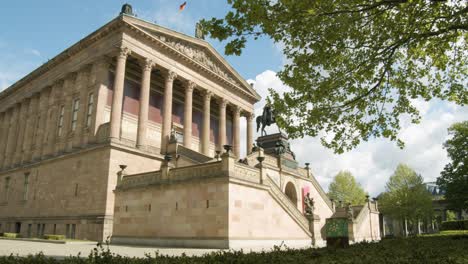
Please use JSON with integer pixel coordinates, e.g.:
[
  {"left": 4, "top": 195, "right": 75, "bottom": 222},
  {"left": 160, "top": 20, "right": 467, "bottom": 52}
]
[{"left": 256, "top": 105, "right": 278, "bottom": 136}]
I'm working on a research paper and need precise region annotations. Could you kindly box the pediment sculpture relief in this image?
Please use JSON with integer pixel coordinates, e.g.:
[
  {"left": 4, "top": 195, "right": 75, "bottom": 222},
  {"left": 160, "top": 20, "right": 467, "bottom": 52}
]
[{"left": 141, "top": 28, "right": 241, "bottom": 87}]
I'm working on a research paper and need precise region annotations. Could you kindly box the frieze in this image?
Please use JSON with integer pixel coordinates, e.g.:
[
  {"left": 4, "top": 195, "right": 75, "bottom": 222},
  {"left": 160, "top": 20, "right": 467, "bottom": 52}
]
[{"left": 142, "top": 29, "right": 241, "bottom": 86}]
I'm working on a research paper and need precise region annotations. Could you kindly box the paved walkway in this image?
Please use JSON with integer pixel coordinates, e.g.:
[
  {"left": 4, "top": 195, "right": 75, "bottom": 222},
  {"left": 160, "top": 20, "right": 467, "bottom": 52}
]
[{"left": 0, "top": 239, "right": 222, "bottom": 259}]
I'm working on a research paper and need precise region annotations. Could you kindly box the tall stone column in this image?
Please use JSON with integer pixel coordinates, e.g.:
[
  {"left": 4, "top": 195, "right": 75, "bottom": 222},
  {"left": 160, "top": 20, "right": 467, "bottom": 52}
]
[
  {"left": 22, "top": 95, "right": 39, "bottom": 163},
  {"left": 202, "top": 91, "right": 212, "bottom": 156},
  {"left": 218, "top": 98, "right": 227, "bottom": 151},
  {"left": 3, "top": 105, "right": 19, "bottom": 168},
  {"left": 110, "top": 47, "right": 131, "bottom": 142},
  {"left": 161, "top": 70, "right": 177, "bottom": 154},
  {"left": 183, "top": 81, "right": 195, "bottom": 149},
  {"left": 246, "top": 112, "right": 254, "bottom": 155},
  {"left": 233, "top": 106, "right": 241, "bottom": 158},
  {"left": 14, "top": 99, "right": 29, "bottom": 165},
  {"left": 136, "top": 59, "right": 154, "bottom": 149}
]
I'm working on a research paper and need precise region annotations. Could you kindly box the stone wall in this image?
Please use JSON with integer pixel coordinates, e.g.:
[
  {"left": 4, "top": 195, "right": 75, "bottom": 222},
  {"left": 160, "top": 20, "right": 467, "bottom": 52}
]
[
  {"left": 0, "top": 147, "right": 111, "bottom": 241},
  {"left": 228, "top": 182, "right": 312, "bottom": 249},
  {"left": 112, "top": 177, "right": 229, "bottom": 248}
]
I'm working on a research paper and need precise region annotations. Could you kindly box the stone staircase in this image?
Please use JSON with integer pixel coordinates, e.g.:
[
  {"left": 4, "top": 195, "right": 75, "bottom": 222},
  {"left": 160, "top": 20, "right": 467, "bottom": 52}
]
[
  {"left": 177, "top": 145, "right": 214, "bottom": 164},
  {"left": 264, "top": 176, "right": 312, "bottom": 237}
]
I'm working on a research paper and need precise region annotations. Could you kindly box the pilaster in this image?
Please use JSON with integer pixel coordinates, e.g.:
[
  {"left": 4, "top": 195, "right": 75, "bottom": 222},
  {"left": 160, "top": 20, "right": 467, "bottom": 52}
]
[
  {"left": 43, "top": 82, "right": 61, "bottom": 157},
  {"left": 0, "top": 111, "right": 8, "bottom": 167},
  {"left": 3, "top": 104, "right": 19, "bottom": 168},
  {"left": 89, "top": 58, "right": 111, "bottom": 144},
  {"left": 13, "top": 99, "right": 29, "bottom": 165},
  {"left": 73, "top": 66, "right": 92, "bottom": 148},
  {"left": 57, "top": 74, "right": 75, "bottom": 154},
  {"left": 32, "top": 89, "right": 49, "bottom": 161},
  {"left": 21, "top": 94, "right": 39, "bottom": 163}
]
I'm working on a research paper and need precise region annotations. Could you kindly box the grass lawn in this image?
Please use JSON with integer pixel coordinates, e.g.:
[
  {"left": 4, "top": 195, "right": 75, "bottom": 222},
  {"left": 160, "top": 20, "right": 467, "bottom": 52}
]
[{"left": 0, "top": 235, "right": 466, "bottom": 263}]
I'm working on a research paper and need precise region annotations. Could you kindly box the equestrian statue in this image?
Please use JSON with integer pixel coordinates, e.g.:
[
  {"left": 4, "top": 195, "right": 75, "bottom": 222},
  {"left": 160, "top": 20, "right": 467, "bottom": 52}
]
[{"left": 256, "top": 104, "right": 280, "bottom": 136}]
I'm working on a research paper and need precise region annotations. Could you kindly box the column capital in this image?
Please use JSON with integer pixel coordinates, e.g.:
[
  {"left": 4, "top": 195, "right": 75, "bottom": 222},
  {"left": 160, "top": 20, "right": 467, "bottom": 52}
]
[
  {"left": 186, "top": 80, "right": 196, "bottom": 91},
  {"left": 117, "top": 46, "right": 131, "bottom": 59},
  {"left": 140, "top": 58, "right": 155, "bottom": 71},
  {"left": 246, "top": 112, "right": 255, "bottom": 121},
  {"left": 166, "top": 70, "right": 177, "bottom": 82},
  {"left": 203, "top": 90, "right": 212, "bottom": 101},
  {"left": 233, "top": 105, "right": 241, "bottom": 115},
  {"left": 218, "top": 98, "right": 227, "bottom": 108}
]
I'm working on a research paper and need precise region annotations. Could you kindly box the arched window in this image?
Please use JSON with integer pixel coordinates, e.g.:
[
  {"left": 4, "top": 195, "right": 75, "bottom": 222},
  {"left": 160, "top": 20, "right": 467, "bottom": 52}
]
[{"left": 285, "top": 182, "right": 298, "bottom": 207}]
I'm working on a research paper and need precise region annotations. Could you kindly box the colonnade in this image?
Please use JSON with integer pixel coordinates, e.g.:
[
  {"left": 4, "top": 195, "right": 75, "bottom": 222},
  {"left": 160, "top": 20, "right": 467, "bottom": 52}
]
[
  {"left": 109, "top": 46, "right": 254, "bottom": 157},
  {"left": 0, "top": 45, "right": 255, "bottom": 171}
]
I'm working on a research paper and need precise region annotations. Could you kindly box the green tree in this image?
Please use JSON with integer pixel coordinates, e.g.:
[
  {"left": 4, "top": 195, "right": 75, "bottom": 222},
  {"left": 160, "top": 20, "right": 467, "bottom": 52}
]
[
  {"left": 201, "top": 0, "right": 467, "bottom": 153},
  {"left": 328, "top": 171, "right": 367, "bottom": 205},
  {"left": 379, "top": 164, "right": 433, "bottom": 236},
  {"left": 437, "top": 121, "right": 468, "bottom": 212}
]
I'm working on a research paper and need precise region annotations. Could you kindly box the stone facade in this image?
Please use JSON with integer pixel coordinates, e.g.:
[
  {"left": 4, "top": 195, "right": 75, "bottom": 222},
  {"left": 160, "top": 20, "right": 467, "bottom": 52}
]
[
  {"left": 0, "top": 12, "right": 258, "bottom": 241},
  {"left": 0, "top": 7, "right": 380, "bottom": 248}
]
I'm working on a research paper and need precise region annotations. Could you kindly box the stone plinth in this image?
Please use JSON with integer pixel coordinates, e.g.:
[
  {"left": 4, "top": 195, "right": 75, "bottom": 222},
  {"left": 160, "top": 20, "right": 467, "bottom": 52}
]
[{"left": 256, "top": 133, "right": 298, "bottom": 169}]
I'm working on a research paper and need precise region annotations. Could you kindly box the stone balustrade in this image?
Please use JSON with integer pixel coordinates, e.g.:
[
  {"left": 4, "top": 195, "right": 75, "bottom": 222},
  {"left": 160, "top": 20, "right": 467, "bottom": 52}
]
[{"left": 117, "top": 161, "right": 223, "bottom": 190}]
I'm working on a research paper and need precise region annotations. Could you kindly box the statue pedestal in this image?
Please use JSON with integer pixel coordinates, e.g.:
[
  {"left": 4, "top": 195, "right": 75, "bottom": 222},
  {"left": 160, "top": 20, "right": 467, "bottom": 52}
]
[
  {"left": 306, "top": 214, "right": 323, "bottom": 247},
  {"left": 256, "top": 133, "right": 298, "bottom": 169}
]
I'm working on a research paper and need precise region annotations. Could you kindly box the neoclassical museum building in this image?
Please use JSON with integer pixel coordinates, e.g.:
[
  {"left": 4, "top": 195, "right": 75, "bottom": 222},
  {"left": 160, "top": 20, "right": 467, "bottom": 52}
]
[{"left": 0, "top": 5, "right": 380, "bottom": 249}]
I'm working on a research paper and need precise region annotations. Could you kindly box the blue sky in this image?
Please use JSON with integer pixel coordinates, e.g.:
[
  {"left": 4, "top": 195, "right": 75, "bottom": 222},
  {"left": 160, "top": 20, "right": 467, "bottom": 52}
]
[
  {"left": 1, "top": 1, "right": 466, "bottom": 196},
  {"left": 0, "top": 0, "right": 281, "bottom": 83}
]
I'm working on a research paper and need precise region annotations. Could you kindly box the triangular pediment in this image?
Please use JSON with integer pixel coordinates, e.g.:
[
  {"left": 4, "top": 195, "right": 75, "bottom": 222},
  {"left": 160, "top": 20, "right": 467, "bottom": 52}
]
[{"left": 122, "top": 16, "right": 261, "bottom": 101}]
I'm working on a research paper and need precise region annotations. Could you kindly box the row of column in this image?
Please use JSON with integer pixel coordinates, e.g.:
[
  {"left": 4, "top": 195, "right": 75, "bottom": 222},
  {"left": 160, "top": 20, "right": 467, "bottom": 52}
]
[
  {"left": 109, "top": 46, "right": 254, "bottom": 158},
  {"left": 0, "top": 65, "right": 97, "bottom": 170}
]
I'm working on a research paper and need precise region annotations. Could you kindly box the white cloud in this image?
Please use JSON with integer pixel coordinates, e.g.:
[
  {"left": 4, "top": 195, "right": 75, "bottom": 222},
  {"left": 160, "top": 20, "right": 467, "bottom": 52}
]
[
  {"left": 242, "top": 70, "right": 468, "bottom": 197},
  {"left": 25, "top": 48, "right": 41, "bottom": 57}
]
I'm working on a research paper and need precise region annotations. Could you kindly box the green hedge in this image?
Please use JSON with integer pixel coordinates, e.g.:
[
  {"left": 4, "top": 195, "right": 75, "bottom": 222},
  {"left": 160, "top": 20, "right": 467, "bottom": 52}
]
[
  {"left": 0, "top": 236, "right": 467, "bottom": 264},
  {"left": 2, "top": 233, "right": 20, "bottom": 238},
  {"left": 441, "top": 219, "right": 468, "bottom": 230},
  {"left": 43, "top": 234, "right": 66, "bottom": 240}
]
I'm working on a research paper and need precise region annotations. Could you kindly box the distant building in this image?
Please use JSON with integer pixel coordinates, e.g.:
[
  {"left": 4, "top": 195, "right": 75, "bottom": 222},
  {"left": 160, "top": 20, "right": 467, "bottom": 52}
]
[{"left": 379, "top": 181, "right": 466, "bottom": 237}]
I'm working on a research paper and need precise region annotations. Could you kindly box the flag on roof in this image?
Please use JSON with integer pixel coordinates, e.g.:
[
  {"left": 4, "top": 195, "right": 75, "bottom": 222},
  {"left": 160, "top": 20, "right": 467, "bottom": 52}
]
[{"left": 179, "top": 2, "right": 187, "bottom": 11}]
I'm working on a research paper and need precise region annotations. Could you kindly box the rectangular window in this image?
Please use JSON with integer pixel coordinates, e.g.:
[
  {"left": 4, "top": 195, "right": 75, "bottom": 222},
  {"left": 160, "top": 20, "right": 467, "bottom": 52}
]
[
  {"left": 4, "top": 177, "right": 10, "bottom": 201},
  {"left": 33, "top": 115, "right": 41, "bottom": 145},
  {"left": 86, "top": 93, "right": 94, "bottom": 128},
  {"left": 66, "top": 224, "right": 70, "bottom": 238},
  {"left": 71, "top": 98, "right": 80, "bottom": 132},
  {"left": 23, "top": 173, "right": 30, "bottom": 201},
  {"left": 57, "top": 106, "right": 65, "bottom": 136}
]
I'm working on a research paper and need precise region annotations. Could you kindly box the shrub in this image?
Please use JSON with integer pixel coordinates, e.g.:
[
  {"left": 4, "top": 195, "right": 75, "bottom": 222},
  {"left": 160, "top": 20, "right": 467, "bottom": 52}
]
[
  {"left": 2, "top": 232, "right": 20, "bottom": 238},
  {"left": 43, "top": 234, "right": 66, "bottom": 240},
  {"left": 0, "top": 236, "right": 467, "bottom": 264},
  {"left": 441, "top": 219, "right": 468, "bottom": 230}
]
